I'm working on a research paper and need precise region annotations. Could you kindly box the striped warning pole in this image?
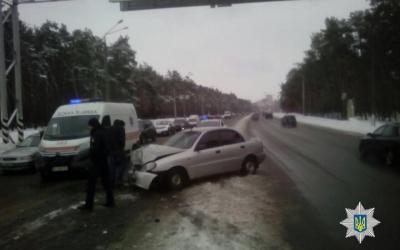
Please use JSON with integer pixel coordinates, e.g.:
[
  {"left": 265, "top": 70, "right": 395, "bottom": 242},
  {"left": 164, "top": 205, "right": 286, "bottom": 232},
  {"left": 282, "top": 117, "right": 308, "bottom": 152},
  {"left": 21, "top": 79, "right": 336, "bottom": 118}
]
[
  {"left": 2, "top": 117, "right": 9, "bottom": 144},
  {"left": 17, "top": 117, "right": 23, "bottom": 142}
]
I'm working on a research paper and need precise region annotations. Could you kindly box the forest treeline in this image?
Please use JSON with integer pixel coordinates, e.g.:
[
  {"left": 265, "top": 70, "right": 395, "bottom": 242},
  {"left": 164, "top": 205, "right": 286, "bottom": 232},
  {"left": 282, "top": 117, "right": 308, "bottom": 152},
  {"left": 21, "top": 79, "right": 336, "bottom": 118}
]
[
  {"left": 3, "top": 20, "right": 252, "bottom": 126},
  {"left": 280, "top": 0, "right": 400, "bottom": 119}
]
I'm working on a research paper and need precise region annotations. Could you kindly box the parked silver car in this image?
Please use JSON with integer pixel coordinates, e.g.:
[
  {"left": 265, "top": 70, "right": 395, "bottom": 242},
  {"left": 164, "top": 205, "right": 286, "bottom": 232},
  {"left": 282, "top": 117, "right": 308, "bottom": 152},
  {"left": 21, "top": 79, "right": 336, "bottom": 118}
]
[
  {"left": 0, "top": 133, "right": 41, "bottom": 173},
  {"left": 130, "top": 127, "right": 265, "bottom": 190}
]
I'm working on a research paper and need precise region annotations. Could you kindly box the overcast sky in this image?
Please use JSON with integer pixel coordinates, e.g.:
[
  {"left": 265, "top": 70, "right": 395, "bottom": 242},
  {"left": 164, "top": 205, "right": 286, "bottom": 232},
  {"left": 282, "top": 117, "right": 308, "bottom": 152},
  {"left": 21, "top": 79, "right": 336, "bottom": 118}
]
[{"left": 19, "top": 0, "right": 370, "bottom": 102}]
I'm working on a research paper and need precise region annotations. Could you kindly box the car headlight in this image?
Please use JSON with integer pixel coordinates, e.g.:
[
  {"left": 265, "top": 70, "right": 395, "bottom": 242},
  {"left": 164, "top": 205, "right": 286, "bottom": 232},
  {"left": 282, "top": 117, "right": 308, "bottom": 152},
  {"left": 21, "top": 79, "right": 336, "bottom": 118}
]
[{"left": 145, "top": 162, "right": 157, "bottom": 171}]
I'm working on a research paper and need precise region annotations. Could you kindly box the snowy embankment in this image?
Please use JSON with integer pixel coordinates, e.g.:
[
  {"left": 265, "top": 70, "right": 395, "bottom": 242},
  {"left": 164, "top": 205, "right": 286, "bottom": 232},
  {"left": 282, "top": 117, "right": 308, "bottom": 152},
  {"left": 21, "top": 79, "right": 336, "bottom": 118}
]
[
  {"left": 0, "top": 129, "right": 39, "bottom": 153},
  {"left": 274, "top": 113, "right": 384, "bottom": 135}
]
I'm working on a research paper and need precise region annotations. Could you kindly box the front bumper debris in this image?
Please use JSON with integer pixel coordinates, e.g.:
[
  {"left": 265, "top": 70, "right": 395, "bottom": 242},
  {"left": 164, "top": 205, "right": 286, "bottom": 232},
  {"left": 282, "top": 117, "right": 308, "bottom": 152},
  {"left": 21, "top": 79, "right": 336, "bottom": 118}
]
[{"left": 132, "top": 171, "right": 158, "bottom": 190}]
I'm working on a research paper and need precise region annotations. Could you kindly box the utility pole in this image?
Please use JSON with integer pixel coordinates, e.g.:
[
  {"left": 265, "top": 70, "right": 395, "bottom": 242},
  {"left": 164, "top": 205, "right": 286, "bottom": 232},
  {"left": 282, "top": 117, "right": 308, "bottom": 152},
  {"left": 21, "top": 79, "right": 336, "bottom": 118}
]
[
  {"left": 0, "top": 0, "right": 72, "bottom": 144},
  {"left": 0, "top": 0, "right": 9, "bottom": 143},
  {"left": 12, "top": 0, "right": 24, "bottom": 142},
  {"left": 103, "top": 20, "right": 128, "bottom": 101},
  {"left": 302, "top": 75, "right": 305, "bottom": 115},
  {"left": 173, "top": 88, "right": 177, "bottom": 118}
]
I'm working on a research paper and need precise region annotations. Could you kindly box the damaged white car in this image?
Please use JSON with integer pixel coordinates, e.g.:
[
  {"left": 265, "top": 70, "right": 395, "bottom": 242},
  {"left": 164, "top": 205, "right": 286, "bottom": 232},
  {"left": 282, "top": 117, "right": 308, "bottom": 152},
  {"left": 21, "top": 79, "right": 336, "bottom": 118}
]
[{"left": 130, "top": 127, "right": 265, "bottom": 190}]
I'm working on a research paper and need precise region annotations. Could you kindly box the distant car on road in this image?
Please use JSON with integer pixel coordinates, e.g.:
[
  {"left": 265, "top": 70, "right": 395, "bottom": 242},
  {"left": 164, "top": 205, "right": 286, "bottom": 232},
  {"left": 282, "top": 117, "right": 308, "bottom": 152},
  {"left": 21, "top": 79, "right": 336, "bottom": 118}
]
[
  {"left": 281, "top": 115, "right": 297, "bottom": 127},
  {"left": 222, "top": 111, "right": 232, "bottom": 119},
  {"left": 139, "top": 119, "right": 157, "bottom": 144},
  {"left": 153, "top": 119, "right": 175, "bottom": 136},
  {"left": 187, "top": 115, "right": 200, "bottom": 127},
  {"left": 359, "top": 123, "right": 400, "bottom": 166},
  {"left": 0, "top": 133, "right": 41, "bottom": 173},
  {"left": 251, "top": 113, "right": 259, "bottom": 121},
  {"left": 173, "top": 118, "right": 192, "bottom": 131},
  {"left": 131, "top": 127, "right": 266, "bottom": 190},
  {"left": 197, "top": 119, "right": 225, "bottom": 128},
  {"left": 263, "top": 112, "right": 273, "bottom": 119}
]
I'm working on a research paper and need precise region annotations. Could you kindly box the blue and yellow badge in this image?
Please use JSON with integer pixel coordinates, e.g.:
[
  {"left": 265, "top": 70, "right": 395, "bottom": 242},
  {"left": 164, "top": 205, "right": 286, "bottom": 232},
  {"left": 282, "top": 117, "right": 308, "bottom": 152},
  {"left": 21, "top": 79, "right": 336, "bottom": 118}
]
[
  {"left": 354, "top": 214, "right": 367, "bottom": 233},
  {"left": 340, "top": 202, "right": 380, "bottom": 244}
]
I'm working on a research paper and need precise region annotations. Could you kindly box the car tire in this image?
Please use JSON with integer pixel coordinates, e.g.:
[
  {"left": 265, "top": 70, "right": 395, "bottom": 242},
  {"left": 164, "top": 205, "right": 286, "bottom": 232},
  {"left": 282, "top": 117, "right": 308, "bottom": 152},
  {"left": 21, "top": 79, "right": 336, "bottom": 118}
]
[
  {"left": 166, "top": 168, "right": 188, "bottom": 190},
  {"left": 240, "top": 157, "right": 258, "bottom": 176}
]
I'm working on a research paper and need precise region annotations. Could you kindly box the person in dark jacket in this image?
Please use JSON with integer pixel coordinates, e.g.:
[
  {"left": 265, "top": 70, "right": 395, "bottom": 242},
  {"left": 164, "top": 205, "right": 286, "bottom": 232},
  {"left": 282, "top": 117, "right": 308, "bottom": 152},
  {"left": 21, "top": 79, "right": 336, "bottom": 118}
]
[
  {"left": 108, "top": 119, "right": 126, "bottom": 187},
  {"left": 78, "top": 117, "right": 115, "bottom": 211}
]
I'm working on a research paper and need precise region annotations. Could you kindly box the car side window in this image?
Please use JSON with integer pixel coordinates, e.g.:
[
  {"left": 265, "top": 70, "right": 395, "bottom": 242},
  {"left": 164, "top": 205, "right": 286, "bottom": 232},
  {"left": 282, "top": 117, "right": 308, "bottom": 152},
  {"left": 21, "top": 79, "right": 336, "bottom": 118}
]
[
  {"left": 382, "top": 125, "right": 398, "bottom": 137},
  {"left": 219, "top": 130, "right": 244, "bottom": 146},
  {"left": 373, "top": 125, "right": 386, "bottom": 136},
  {"left": 196, "top": 131, "right": 220, "bottom": 150}
]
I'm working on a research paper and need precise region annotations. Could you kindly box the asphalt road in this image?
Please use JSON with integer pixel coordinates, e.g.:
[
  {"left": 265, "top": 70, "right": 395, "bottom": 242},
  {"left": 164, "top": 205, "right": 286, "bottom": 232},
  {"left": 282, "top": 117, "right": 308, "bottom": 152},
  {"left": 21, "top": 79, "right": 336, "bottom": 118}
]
[
  {"left": 1, "top": 116, "right": 399, "bottom": 250},
  {"left": 248, "top": 117, "right": 400, "bottom": 250}
]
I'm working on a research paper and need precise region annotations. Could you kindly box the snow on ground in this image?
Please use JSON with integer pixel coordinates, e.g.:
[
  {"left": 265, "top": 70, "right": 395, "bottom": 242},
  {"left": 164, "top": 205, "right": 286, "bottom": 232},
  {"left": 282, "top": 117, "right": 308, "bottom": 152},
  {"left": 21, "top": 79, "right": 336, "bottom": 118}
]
[
  {"left": 0, "top": 129, "right": 40, "bottom": 154},
  {"left": 274, "top": 113, "right": 385, "bottom": 135}
]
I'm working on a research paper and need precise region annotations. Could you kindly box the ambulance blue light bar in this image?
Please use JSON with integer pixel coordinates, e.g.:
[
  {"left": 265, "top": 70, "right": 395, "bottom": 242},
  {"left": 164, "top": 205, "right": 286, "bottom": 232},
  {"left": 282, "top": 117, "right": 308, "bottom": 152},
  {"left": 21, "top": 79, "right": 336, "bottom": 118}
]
[
  {"left": 69, "top": 98, "right": 103, "bottom": 104},
  {"left": 69, "top": 99, "right": 82, "bottom": 104}
]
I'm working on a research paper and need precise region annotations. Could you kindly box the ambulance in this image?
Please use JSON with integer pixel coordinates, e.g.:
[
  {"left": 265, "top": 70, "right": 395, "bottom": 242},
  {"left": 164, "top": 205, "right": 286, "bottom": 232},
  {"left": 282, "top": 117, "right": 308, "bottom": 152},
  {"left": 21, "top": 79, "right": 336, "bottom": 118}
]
[{"left": 36, "top": 100, "right": 140, "bottom": 180}]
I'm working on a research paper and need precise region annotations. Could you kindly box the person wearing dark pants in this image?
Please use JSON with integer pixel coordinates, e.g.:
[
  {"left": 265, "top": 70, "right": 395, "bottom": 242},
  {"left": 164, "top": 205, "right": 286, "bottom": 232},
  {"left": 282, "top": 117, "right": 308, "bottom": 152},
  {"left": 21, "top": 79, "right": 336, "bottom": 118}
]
[
  {"left": 108, "top": 119, "right": 126, "bottom": 187},
  {"left": 79, "top": 118, "right": 115, "bottom": 211}
]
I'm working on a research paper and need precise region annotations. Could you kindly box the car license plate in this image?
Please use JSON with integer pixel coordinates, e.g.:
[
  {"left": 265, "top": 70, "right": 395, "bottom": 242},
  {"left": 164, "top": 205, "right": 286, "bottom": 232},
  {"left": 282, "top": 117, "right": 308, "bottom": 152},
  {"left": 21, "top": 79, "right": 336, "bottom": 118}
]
[{"left": 52, "top": 166, "right": 68, "bottom": 172}]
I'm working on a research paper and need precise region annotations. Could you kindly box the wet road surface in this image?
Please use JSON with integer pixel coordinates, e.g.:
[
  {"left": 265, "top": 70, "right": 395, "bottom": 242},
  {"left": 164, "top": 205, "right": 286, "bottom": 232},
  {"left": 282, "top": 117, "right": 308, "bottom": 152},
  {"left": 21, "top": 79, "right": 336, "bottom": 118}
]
[
  {"left": 248, "top": 116, "right": 400, "bottom": 250},
  {"left": 1, "top": 116, "right": 399, "bottom": 250}
]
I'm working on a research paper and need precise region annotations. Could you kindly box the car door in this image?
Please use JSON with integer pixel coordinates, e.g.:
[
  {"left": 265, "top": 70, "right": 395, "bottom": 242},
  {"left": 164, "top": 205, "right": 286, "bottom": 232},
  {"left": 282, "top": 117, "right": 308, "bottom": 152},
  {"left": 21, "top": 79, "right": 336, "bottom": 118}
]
[
  {"left": 190, "top": 131, "right": 225, "bottom": 178},
  {"left": 216, "top": 129, "right": 246, "bottom": 173},
  {"left": 379, "top": 125, "right": 399, "bottom": 155}
]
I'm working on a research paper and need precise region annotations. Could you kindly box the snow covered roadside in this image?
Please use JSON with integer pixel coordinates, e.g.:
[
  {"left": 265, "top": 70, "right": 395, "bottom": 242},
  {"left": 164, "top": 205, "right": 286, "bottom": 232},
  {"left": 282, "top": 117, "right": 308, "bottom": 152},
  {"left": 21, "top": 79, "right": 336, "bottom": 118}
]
[
  {"left": 274, "top": 113, "right": 384, "bottom": 135},
  {"left": 0, "top": 129, "right": 40, "bottom": 154}
]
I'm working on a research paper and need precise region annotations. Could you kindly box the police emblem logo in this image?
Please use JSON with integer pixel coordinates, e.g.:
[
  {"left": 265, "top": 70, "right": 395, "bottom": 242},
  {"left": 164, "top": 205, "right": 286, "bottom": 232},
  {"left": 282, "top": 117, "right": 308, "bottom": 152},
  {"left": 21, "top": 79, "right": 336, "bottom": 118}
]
[{"left": 340, "top": 202, "right": 380, "bottom": 244}]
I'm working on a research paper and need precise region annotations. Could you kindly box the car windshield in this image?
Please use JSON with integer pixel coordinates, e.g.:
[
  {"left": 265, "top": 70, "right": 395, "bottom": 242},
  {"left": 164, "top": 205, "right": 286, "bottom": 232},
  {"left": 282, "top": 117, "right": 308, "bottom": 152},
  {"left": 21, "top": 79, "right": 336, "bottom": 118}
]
[
  {"left": 43, "top": 115, "right": 99, "bottom": 140},
  {"left": 164, "top": 131, "right": 201, "bottom": 149},
  {"left": 198, "top": 120, "right": 220, "bottom": 127},
  {"left": 18, "top": 136, "right": 40, "bottom": 147}
]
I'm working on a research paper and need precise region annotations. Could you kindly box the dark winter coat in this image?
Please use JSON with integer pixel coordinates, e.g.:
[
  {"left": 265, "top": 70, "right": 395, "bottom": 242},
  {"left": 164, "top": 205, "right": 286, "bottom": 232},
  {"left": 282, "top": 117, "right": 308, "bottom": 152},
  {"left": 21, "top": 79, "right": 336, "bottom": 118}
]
[{"left": 89, "top": 125, "right": 108, "bottom": 163}]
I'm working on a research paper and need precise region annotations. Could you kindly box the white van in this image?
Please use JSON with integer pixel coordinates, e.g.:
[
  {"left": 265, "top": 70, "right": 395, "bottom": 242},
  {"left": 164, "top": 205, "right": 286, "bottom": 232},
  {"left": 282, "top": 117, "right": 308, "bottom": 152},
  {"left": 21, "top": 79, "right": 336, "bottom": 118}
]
[{"left": 36, "top": 101, "right": 139, "bottom": 180}]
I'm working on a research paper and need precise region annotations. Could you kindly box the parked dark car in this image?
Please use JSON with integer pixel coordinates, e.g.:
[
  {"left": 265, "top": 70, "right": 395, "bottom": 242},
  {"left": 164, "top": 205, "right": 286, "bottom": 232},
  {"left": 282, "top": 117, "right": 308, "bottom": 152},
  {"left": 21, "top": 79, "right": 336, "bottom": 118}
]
[
  {"left": 264, "top": 112, "right": 273, "bottom": 119},
  {"left": 359, "top": 123, "right": 400, "bottom": 166},
  {"left": 281, "top": 115, "right": 297, "bottom": 127},
  {"left": 139, "top": 119, "right": 157, "bottom": 144},
  {"left": 173, "top": 118, "right": 192, "bottom": 131},
  {"left": 251, "top": 112, "right": 259, "bottom": 121}
]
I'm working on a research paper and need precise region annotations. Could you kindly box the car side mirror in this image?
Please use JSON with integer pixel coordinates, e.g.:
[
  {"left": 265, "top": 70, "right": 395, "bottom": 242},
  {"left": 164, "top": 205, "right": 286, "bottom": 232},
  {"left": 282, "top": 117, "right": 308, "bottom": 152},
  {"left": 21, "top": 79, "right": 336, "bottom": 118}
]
[{"left": 367, "top": 133, "right": 375, "bottom": 138}]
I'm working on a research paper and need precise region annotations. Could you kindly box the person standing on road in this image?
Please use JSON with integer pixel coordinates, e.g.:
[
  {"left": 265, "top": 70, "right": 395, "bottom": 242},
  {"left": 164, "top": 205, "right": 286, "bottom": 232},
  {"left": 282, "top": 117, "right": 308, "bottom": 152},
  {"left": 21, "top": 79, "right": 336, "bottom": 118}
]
[
  {"left": 108, "top": 119, "right": 126, "bottom": 187},
  {"left": 78, "top": 118, "right": 115, "bottom": 211}
]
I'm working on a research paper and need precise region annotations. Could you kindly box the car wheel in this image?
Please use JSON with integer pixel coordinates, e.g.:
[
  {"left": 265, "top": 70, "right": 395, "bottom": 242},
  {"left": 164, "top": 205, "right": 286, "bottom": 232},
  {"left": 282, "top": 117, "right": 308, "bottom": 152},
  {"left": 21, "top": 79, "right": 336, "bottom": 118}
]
[
  {"left": 384, "top": 150, "right": 395, "bottom": 166},
  {"left": 166, "top": 168, "right": 188, "bottom": 190},
  {"left": 240, "top": 157, "right": 258, "bottom": 176}
]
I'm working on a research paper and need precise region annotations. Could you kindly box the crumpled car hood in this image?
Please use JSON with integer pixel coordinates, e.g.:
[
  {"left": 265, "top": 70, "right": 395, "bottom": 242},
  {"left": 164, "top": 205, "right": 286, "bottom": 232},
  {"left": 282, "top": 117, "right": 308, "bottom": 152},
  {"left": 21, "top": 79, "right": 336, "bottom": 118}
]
[{"left": 132, "top": 144, "right": 184, "bottom": 165}]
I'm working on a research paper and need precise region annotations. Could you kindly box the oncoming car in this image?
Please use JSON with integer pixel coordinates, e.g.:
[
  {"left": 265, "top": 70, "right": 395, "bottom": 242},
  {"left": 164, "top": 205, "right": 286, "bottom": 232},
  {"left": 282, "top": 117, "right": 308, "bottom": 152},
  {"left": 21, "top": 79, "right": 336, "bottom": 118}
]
[
  {"left": 359, "top": 123, "right": 400, "bottom": 166},
  {"left": 130, "top": 127, "right": 265, "bottom": 190},
  {"left": 0, "top": 133, "right": 41, "bottom": 173},
  {"left": 281, "top": 115, "right": 297, "bottom": 127}
]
